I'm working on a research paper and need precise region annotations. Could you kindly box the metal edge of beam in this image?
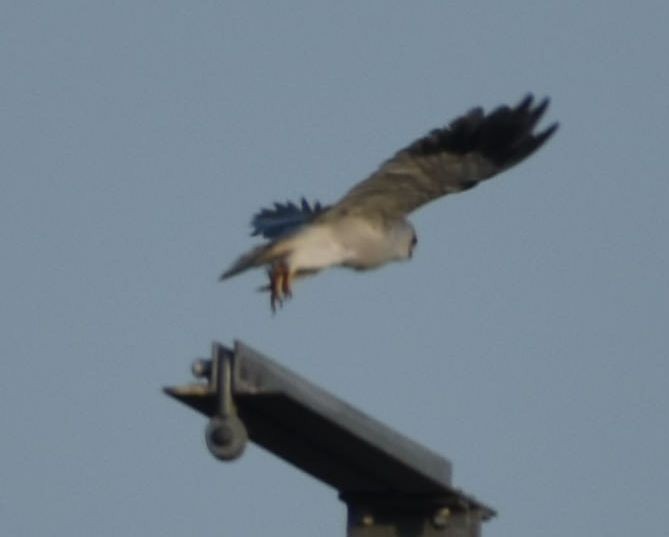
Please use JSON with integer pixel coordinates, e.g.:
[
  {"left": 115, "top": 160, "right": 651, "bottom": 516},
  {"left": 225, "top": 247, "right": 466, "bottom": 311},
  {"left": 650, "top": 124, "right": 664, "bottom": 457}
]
[{"left": 232, "top": 340, "right": 454, "bottom": 488}]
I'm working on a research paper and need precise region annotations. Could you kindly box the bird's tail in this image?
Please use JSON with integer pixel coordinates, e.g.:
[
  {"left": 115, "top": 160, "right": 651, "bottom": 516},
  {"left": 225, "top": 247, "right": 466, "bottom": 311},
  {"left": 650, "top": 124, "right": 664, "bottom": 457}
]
[{"left": 219, "top": 241, "right": 289, "bottom": 281}]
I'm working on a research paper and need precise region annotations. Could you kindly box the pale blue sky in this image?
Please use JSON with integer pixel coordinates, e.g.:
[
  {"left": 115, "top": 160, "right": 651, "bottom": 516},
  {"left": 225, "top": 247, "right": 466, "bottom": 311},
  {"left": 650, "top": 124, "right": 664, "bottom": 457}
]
[{"left": 1, "top": 2, "right": 667, "bottom": 536}]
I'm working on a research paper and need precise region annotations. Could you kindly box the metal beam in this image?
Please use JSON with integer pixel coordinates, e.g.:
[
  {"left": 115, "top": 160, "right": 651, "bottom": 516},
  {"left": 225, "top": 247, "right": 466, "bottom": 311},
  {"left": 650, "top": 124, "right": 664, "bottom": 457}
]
[{"left": 164, "top": 341, "right": 495, "bottom": 536}]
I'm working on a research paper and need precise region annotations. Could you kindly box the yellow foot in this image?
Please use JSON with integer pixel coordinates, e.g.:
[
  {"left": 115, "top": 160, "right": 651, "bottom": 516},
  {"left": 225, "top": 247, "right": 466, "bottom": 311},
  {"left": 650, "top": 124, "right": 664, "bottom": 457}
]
[
  {"left": 281, "top": 267, "right": 293, "bottom": 299},
  {"left": 268, "top": 266, "right": 283, "bottom": 313},
  {"left": 268, "top": 262, "right": 292, "bottom": 313}
]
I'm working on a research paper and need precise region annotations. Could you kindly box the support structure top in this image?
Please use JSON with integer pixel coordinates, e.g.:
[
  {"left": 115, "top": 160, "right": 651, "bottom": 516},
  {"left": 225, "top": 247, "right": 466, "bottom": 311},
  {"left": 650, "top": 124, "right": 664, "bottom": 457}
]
[{"left": 164, "top": 340, "right": 493, "bottom": 521}]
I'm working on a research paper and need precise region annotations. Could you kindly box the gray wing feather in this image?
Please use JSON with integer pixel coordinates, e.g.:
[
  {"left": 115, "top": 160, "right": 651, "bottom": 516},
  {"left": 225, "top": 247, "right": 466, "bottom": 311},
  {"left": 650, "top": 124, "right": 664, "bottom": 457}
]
[{"left": 318, "top": 94, "right": 558, "bottom": 224}]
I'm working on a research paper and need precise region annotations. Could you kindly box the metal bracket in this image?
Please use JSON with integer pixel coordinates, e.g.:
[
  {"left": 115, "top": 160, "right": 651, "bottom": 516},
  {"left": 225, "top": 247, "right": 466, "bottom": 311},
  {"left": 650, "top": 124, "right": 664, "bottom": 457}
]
[
  {"left": 165, "top": 340, "right": 495, "bottom": 536},
  {"left": 342, "top": 494, "right": 488, "bottom": 537},
  {"left": 201, "top": 343, "right": 248, "bottom": 461}
]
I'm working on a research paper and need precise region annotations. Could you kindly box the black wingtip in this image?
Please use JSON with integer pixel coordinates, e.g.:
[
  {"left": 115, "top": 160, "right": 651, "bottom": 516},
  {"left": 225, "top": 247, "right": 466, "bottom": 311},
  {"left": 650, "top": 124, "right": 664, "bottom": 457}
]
[
  {"left": 537, "top": 121, "right": 559, "bottom": 146},
  {"left": 532, "top": 96, "right": 550, "bottom": 119},
  {"left": 219, "top": 267, "right": 235, "bottom": 281},
  {"left": 516, "top": 93, "right": 534, "bottom": 113},
  {"left": 466, "top": 94, "right": 557, "bottom": 167},
  {"left": 406, "top": 93, "right": 557, "bottom": 168}
]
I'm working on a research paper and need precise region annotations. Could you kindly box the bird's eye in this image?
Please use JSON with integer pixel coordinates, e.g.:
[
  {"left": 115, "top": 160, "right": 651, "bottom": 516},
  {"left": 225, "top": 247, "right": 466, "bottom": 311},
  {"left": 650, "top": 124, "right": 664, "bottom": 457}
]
[{"left": 408, "top": 234, "right": 418, "bottom": 258}]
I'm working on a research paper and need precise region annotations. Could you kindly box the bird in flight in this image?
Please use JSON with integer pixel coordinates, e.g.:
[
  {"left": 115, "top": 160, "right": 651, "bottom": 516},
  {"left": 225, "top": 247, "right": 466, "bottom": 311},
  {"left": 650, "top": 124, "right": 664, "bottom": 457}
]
[{"left": 220, "top": 94, "right": 558, "bottom": 311}]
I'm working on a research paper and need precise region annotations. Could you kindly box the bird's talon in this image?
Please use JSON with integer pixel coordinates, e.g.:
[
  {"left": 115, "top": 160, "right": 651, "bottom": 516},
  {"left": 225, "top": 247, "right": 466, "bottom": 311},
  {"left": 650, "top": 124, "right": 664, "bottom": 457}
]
[
  {"left": 268, "top": 263, "right": 288, "bottom": 312},
  {"left": 281, "top": 272, "right": 292, "bottom": 299}
]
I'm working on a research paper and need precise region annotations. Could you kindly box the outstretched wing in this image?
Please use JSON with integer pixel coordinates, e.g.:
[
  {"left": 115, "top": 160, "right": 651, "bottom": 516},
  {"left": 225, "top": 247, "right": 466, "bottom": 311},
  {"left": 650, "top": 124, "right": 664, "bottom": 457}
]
[
  {"left": 318, "top": 94, "right": 558, "bottom": 224},
  {"left": 250, "top": 198, "right": 329, "bottom": 239}
]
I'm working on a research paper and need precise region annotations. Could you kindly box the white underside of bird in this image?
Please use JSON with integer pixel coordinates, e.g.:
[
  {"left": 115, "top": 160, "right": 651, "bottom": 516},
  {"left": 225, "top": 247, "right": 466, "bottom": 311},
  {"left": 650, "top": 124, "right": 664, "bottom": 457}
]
[
  {"left": 288, "top": 217, "right": 413, "bottom": 271},
  {"left": 224, "top": 217, "right": 415, "bottom": 310}
]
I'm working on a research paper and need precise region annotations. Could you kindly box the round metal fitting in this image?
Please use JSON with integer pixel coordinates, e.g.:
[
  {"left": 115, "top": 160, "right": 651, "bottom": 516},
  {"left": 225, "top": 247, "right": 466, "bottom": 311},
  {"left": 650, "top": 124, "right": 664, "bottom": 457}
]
[{"left": 205, "top": 415, "right": 248, "bottom": 461}]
